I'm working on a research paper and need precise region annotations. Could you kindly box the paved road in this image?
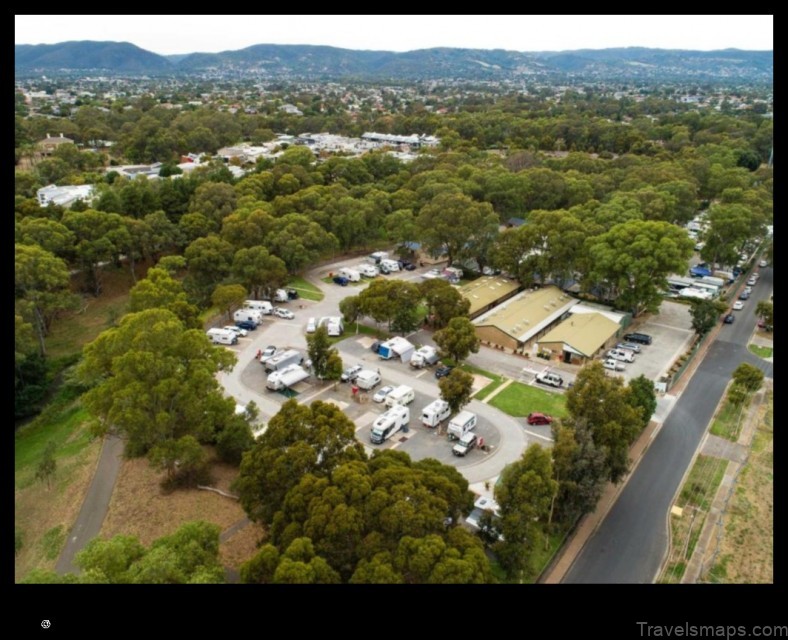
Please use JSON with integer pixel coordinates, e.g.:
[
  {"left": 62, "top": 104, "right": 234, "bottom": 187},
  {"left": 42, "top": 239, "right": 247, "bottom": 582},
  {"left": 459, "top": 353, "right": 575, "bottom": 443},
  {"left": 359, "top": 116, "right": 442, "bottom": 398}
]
[
  {"left": 564, "top": 267, "right": 773, "bottom": 583},
  {"left": 56, "top": 433, "right": 124, "bottom": 574}
]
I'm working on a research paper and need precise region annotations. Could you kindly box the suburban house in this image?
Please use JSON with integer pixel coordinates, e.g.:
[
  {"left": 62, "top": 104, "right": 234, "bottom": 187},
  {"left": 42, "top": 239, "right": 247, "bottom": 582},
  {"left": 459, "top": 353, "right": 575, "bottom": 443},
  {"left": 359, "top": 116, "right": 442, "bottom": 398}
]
[
  {"left": 536, "top": 311, "right": 622, "bottom": 365},
  {"left": 36, "top": 184, "right": 95, "bottom": 207},
  {"left": 472, "top": 285, "right": 578, "bottom": 353},
  {"left": 37, "top": 133, "right": 74, "bottom": 156}
]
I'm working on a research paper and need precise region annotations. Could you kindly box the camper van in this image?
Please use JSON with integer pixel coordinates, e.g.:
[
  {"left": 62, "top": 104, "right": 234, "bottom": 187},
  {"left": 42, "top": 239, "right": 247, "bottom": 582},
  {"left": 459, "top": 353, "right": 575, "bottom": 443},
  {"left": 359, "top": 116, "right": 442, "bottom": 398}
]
[
  {"left": 410, "top": 346, "right": 439, "bottom": 368},
  {"left": 421, "top": 399, "right": 451, "bottom": 428},
  {"left": 272, "top": 289, "right": 289, "bottom": 303},
  {"left": 244, "top": 300, "right": 274, "bottom": 315},
  {"left": 319, "top": 316, "right": 344, "bottom": 337},
  {"left": 448, "top": 411, "right": 477, "bottom": 441},
  {"left": 206, "top": 328, "right": 238, "bottom": 345},
  {"left": 338, "top": 267, "right": 361, "bottom": 282},
  {"left": 355, "top": 370, "right": 382, "bottom": 390},
  {"left": 263, "top": 349, "right": 304, "bottom": 372},
  {"left": 370, "top": 405, "right": 409, "bottom": 445},
  {"left": 368, "top": 251, "right": 389, "bottom": 265},
  {"left": 385, "top": 385, "right": 415, "bottom": 408},
  {"left": 266, "top": 364, "right": 309, "bottom": 391},
  {"left": 233, "top": 308, "right": 263, "bottom": 326},
  {"left": 380, "top": 259, "right": 400, "bottom": 272},
  {"left": 357, "top": 263, "right": 379, "bottom": 278}
]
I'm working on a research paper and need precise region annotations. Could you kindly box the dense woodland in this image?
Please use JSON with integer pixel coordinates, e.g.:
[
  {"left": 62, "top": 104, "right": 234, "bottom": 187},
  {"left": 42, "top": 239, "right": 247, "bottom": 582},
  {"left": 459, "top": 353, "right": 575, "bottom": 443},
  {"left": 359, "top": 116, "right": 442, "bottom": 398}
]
[{"left": 15, "top": 80, "right": 772, "bottom": 582}]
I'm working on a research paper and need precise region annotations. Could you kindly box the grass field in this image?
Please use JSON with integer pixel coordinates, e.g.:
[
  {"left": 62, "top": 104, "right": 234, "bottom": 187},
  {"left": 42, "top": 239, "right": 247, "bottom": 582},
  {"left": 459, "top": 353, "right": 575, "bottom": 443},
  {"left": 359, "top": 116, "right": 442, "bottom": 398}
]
[
  {"left": 490, "top": 381, "right": 568, "bottom": 418},
  {"left": 710, "top": 397, "right": 749, "bottom": 441},
  {"left": 748, "top": 344, "right": 773, "bottom": 358},
  {"left": 287, "top": 276, "right": 324, "bottom": 302},
  {"left": 473, "top": 377, "right": 506, "bottom": 401}
]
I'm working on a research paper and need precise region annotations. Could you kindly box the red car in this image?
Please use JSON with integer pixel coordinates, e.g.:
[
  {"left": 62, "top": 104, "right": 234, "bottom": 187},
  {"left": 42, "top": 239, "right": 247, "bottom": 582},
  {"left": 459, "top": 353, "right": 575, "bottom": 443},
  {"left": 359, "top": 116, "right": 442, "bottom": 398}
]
[{"left": 527, "top": 412, "right": 553, "bottom": 426}]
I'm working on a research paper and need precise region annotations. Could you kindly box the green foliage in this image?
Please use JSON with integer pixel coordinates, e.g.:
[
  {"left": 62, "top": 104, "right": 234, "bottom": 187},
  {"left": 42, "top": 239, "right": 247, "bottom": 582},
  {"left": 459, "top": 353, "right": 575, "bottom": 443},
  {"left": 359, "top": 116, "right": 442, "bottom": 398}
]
[
  {"left": 148, "top": 435, "right": 210, "bottom": 490},
  {"left": 40, "top": 524, "right": 66, "bottom": 561},
  {"left": 35, "top": 441, "right": 57, "bottom": 489},
  {"left": 419, "top": 279, "right": 471, "bottom": 328},
  {"left": 307, "top": 325, "right": 342, "bottom": 380},
  {"left": 627, "top": 375, "right": 658, "bottom": 430},
  {"left": 731, "top": 362, "right": 764, "bottom": 391},
  {"left": 690, "top": 299, "right": 721, "bottom": 335},
  {"left": 215, "top": 417, "right": 255, "bottom": 465},
  {"left": 756, "top": 300, "right": 773, "bottom": 327},
  {"left": 128, "top": 267, "right": 200, "bottom": 329},
  {"left": 211, "top": 283, "right": 248, "bottom": 322},
  {"left": 727, "top": 383, "right": 749, "bottom": 407},
  {"left": 433, "top": 316, "right": 480, "bottom": 364},
  {"left": 231, "top": 246, "right": 288, "bottom": 299},
  {"left": 438, "top": 368, "right": 475, "bottom": 415}
]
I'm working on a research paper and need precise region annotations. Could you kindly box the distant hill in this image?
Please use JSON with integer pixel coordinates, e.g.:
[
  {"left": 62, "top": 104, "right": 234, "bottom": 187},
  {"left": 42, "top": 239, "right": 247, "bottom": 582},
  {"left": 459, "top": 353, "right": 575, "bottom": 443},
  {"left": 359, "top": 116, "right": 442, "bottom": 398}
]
[
  {"left": 14, "top": 41, "right": 772, "bottom": 82},
  {"left": 15, "top": 41, "right": 172, "bottom": 72}
]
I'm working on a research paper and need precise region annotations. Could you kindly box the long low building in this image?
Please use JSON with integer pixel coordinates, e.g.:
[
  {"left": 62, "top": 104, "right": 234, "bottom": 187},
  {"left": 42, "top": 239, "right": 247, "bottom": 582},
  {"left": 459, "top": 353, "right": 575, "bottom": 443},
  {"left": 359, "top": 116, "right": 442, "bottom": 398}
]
[
  {"left": 458, "top": 276, "right": 522, "bottom": 320},
  {"left": 536, "top": 312, "right": 622, "bottom": 365},
  {"left": 473, "top": 285, "right": 578, "bottom": 353}
]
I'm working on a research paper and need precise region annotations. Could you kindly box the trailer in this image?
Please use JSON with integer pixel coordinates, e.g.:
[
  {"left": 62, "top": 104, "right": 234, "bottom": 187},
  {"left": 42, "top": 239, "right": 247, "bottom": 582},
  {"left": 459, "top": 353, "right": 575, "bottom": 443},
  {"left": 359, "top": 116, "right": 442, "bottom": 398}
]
[
  {"left": 410, "top": 345, "right": 439, "bottom": 368},
  {"left": 421, "top": 399, "right": 451, "bottom": 428},
  {"left": 266, "top": 364, "right": 309, "bottom": 391},
  {"left": 233, "top": 308, "right": 264, "bottom": 325},
  {"left": 355, "top": 370, "right": 382, "bottom": 390},
  {"left": 206, "top": 328, "right": 238, "bottom": 345},
  {"left": 263, "top": 349, "right": 303, "bottom": 372}
]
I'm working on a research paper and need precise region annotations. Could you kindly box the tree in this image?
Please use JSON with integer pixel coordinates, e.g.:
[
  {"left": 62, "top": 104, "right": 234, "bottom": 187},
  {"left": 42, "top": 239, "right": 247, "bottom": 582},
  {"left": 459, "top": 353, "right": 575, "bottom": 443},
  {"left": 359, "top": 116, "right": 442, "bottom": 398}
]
[
  {"left": 494, "top": 444, "right": 557, "bottom": 577},
  {"left": 148, "top": 435, "right": 209, "bottom": 489},
  {"left": 75, "top": 535, "right": 146, "bottom": 584},
  {"left": 756, "top": 300, "right": 773, "bottom": 327},
  {"left": 215, "top": 416, "right": 255, "bottom": 465},
  {"left": 417, "top": 192, "right": 500, "bottom": 266},
  {"left": 35, "top": 441, "right": 57, "bottom": 490},
  {"left": 240, "top": 544, "right": 281, "bottom": 584},
  {"left": 188, "top": 181, "right": 237, "bottom": 230},
  {"left": 183, "top": 235, "right": 235, "bottom": 305},
  {"left": 77, "top": 308, "right": 236, "bottom": 456},
  {"left": 17, "top": 217, "right": 75, "bottom": 259},
  {"left": 627, "top": 375, "right": 657, "bottom": 431},
  {"left": 438, "top": 368, "right": 475, "bottom": 416},
  {"left": 212, "top": 284, "right": 248, "bottom": 322},
  {"left": 338, "top": 295, "right": 362, "bottom": 328},
  {"left": 731, "top": 362, "right": 764, "bottom": 392},
  {"left": 307, "top": 326, "right": 342, "bottom": 381},
  {"left": 264, "top": 214, "right": 338, "bottom": 274},
  {"left": 419, "top": 279, "right": 470, "bottom": 329},
  {"left": 433, "top": 317, "right": 480, "bottom": 364},
  {"left": 128, "top": 267, "right": 200, "bottom": 329},
  {"left": 231, "top": 246, "right": 288, "bottom": 299},
  {"left": 727, "top": 383, "right": 749, "bottom": 407},
  {"left": 587, "top": 220, "right": 694, "bottom": 316},
  {"left": 700, "top": 204, "right": 755, "bottom": 269},
  {"left": 690, "top": 299, "right": 721, "bottom": 335}
]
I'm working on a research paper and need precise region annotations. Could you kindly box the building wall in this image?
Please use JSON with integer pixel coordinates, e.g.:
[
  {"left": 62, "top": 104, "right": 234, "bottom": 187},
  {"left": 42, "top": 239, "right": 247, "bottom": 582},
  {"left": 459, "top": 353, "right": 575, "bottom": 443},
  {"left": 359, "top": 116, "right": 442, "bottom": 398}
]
[{"left": 475, "top": 326, "right": 518, "bottom": 352}]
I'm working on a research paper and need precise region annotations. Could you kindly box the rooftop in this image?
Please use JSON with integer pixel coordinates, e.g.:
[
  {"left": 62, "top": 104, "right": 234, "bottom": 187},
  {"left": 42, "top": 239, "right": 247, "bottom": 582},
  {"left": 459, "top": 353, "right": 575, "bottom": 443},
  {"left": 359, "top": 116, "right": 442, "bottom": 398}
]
[
  {"left": 458, "top": 276, "right": 520, "bottom": 317},
  {"left": 537, "top": 312, "right": 621, "bottom": 357}
]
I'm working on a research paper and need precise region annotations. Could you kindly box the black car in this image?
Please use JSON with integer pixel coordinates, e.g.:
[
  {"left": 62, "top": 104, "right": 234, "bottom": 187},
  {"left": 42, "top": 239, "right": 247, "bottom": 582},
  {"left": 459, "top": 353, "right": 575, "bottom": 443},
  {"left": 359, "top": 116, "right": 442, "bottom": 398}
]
[
  {"left": 398, "top": 259, "right": 416, "bottom": 271},
  {"left": 235, "top": 320, "right": 257, "bottom": 331},
  {"left": 286, "top": 288, "right": 299, "bottom": 300},
  {"left": 435, "top": 365, "right": 454, "bottom": 378},
  {"left": 723, "top": 313, "right": 735, "bottom": 324},
  {"left": 370, "top": 340, "right": 382, "bottom": 353},
  {"left": 333, "top": 275, "right": 349, "bottom": 286},
  {"left": 623, "top": 332, "right": 653, "bottom": 345}
]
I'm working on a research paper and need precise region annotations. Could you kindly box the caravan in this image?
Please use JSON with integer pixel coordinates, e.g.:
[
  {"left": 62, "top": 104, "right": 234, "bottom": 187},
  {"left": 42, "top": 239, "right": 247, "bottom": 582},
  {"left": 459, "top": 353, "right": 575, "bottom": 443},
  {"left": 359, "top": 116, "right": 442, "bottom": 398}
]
[
  {"left": 421, "top": 399, "right": 451, "bottom": 428},
  {"left": 370, "top": 405, "right": 409, "bottom": 444},
  {"left": 448, "top": 411, "right": 477, "bottom": 440},
  {"left": 357, "top": 263, "right": 379, "bottom": 278},
  {"left": 233, "top": 308, "right": 264, "bottom": 326},
  {"left": 244, "top": 300, "right": 274, "bottom": 315},
  {"left": 385, "top": 385, "right": 415, "bottom": 408},
  {"left": 206, "top": 328, "right": 238, "bottom": 345},
  {"left": 338, "top": 267, "right": 361, "bottom": 282}
]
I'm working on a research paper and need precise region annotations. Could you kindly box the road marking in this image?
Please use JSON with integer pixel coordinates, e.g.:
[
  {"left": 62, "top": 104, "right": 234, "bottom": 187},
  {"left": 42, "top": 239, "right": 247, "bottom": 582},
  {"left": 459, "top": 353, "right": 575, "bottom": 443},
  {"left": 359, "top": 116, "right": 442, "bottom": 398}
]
[
  {"left": 415, "top": 370, "right": 428, "bottom": 378},
  {"left": 645, "top": 322, "right": 694, "bottom": 333},
  {"left": 523, "top": 429, "right": 553, "bottom": 442}
]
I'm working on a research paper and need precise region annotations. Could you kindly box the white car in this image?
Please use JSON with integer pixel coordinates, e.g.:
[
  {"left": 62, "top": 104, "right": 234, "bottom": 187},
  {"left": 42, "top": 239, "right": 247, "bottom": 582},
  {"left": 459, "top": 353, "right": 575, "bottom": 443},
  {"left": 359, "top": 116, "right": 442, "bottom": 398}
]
[
  {"left": 759, "top": 259, "right": 768, "bottom": 268},
  {"left": 223, "top": 325, "right": 248, "bottom": 337},
  {"left": 603, "top": 358, "right": 626, "bottom": 371},
  {"left": 732, "top": 301, "right": 744, "bottom": 311},
  {"left": 306, "top": 317, "right": 316, "bottom": 333},
  {"left": 273, "top": 308, "right": 295, "bottom": 320},
  {"left": 341, "top": 364, "right": 363, "bottom": 382},
  {"left": 372, "top": 385, "right": 395, "bottom": 403}
]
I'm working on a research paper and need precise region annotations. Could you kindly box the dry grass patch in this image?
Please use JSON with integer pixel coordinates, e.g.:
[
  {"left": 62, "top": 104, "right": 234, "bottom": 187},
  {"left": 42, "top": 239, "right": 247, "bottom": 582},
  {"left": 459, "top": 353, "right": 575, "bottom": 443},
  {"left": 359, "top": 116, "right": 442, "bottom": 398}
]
[
  {"left": 220, "top": 522, "right": 265, "bottom": 572},
  {"left": 100, "top": 448, "right": 246, "bottom": 548}
]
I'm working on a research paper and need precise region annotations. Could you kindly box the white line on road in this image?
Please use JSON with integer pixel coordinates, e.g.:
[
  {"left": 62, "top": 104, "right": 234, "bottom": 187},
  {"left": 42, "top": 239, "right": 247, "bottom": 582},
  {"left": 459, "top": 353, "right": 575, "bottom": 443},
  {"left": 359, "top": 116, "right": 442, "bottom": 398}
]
[{"left": 524, "top": 429, "right": 553, "bottom": 442}]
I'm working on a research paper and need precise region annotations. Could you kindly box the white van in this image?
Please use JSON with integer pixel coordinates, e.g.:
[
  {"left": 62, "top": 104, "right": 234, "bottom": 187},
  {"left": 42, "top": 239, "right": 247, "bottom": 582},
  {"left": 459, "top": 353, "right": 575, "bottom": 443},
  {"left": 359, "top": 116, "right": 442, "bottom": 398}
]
[
  {"left": 233, "top": 308, "right": 263, "bottom": 325},
  {"left": 355, "top": 370, "right": 381, "bottom": 390},
  {"left": 206, "top": 328, "right": 238, "bottom": 345},
  {"left": 306, "top": 317, "right": 317, "bottom": 333},
  {"left": 448, "top": 410, "right": 477, "bottom": 440},
  {"left": 385, "top": 385, "right": 415, "bottom": 408},
  {"left": 370, "top": 405, "right": 409, "bottom": 444},
  {"left": 357, "top": 263, "right": 379, "bottom": 278},
  {"left": 338, "top": 267, "right": 361, "bottom": 282},
  {"left": 244, "top": 300, "right": 274, "bottom": 315},
  {"left": 607, "top": 348, "right": 635, "bottom": 363},
  {"left": 380, "top": 259, "right": 400, "bottom": 272},
  {"left": 421, "top": 399, "right": 451, "bottom": 428}
]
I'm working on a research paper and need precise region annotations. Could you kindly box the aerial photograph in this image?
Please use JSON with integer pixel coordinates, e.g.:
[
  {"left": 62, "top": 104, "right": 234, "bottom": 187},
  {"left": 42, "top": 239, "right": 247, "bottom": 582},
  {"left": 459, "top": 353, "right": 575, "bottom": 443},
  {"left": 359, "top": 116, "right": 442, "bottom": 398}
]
[{"left": 15, "top": 13, "right": 773, "bottom": 602}]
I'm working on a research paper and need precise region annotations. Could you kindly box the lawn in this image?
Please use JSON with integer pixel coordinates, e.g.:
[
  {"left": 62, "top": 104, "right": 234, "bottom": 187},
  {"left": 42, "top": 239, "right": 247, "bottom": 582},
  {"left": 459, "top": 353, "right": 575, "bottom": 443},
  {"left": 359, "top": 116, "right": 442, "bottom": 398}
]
[
  {"left": 748, "top": 344, "right": 773, "bottom": 358},
  {"left": 490, "top": 381, "right": 568, "bottom": 418},
  {"left": 473, "top": 377, "right": 506, "bottom": 401},
  {"left": 710, "top": 398, "right": 749, "bottom": 441},
  {"left": 287, "top": 276, "right": 324, "bottom": 302}
]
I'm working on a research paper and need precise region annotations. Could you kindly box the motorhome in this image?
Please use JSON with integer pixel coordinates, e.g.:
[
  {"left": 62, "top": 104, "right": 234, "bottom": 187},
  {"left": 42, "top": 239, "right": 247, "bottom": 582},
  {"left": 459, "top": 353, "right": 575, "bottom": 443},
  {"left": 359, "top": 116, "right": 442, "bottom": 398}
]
[
  {"left": 357, "top": 263, "right": 379, "bottom": 278},
  {"left": 266, "top": 364, "right": 309, "bottom": 391},
  {"left": 380, "top": 259, "right": 400, "bottom": 272},
  {"left": 421, "top": 399, "right": 451, "bottom": 428},
  {"left": 410, "top": 345, "right": 439, "bottom": 368},
  {"left": 338, "top": 267, "right": 361, "bottom": 282},
  {"left": 385, "top": 385, "right": 415, "bottom": 408},
  {"left": 263, "top": 349, "right": 304, "bottom": 372},
  {"left": 272, "top": 289, "right": 289, "bottom": 303},
  {"left": 319, "top": 316, "right": 344, "bottom": 336},
  {"left": 448, "top": 411, "right": 477, "bottom": 441},
  {"left": 368, "top": 251, "right": 389, "bottom": 264},
  {"left": 243, "top": 300, "right": 274, "bottom": 314},
  {"left": 233, "top": 308, "right": 264, "bottom": 326},
  {"left": 355, "top": 370, "right": 382, "bottom": 390},
  {"left": 206, "top": 328, "right": 238, "bottom": 345},
  {"left": 370, "top": 405, "right": 409, "bottom": 444}
]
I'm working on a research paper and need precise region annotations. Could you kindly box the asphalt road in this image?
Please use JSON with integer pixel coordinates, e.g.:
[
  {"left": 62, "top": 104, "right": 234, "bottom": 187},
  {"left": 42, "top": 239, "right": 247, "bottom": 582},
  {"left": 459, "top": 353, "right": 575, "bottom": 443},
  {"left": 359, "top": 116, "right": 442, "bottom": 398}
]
[{"left": 564, "top": 267, "right": 773, "bottom": 583}]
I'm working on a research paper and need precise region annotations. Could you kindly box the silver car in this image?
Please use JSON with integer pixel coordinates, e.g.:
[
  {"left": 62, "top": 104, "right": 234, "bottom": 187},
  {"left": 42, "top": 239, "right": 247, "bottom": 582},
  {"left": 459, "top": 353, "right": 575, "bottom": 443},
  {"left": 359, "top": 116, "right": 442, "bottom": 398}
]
[{"left": 372, "top": 385, "right": 395, "bottom": 403}]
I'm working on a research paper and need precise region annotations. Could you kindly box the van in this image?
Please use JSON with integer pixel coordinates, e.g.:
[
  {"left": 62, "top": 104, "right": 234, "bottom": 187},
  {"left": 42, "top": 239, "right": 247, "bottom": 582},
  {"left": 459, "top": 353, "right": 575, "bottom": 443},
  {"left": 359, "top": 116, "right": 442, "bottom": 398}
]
[
  {"left": 338, "top": 267, "right": 361, "bottom": 282},
  {"left": 448, "top": 410, "right": 477, "bottom": 440},
  {"left": 357, "top": 263, "right": 379, "bottom": 278},
  {"left": 233, "top": 308, "right": 264, "bottom": 326},
  {"left": 306, "top": 317, "right": 316, "bottom": 333},
  {"left": 421, "top": 399, "right": 451, "bottom": 428},
  {"left": 355, "top": 370, "right": 381, "bottom": 390},
  {"left": 273, "top": 289, "right": 289, "bottom": 303},
  {"left": 206, "top": 328, "right": 238, "bottom": 345},
  {"left": 244, "top": 300, "right": 273, "bottom": 315},
  {"left": 385, "top": 385, "right": 415, "bottom": 408},
  {"left": 370, "top": 405, "right": 409, "bottom": 445},
  {"left": 607, "top": 348, "right": 635, "bottom": 363},
  {"left": 380, "top": 259, "right": 400, "bottom": 272}
]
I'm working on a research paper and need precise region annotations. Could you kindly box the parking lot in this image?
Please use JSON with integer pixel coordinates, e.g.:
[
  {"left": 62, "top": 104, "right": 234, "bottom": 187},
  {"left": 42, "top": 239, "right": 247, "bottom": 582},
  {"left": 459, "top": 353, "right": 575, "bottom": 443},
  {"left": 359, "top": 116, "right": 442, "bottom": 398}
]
[{"left": 607, "top": 300, "right": 695, "bottom": 382}]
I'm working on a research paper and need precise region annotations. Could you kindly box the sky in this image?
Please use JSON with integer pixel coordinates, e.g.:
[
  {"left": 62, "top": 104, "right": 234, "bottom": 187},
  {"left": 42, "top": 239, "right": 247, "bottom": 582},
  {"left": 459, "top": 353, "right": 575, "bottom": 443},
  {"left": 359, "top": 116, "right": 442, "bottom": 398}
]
[{"left": 16, "top": 15, "right": 773, "bottom": 56}]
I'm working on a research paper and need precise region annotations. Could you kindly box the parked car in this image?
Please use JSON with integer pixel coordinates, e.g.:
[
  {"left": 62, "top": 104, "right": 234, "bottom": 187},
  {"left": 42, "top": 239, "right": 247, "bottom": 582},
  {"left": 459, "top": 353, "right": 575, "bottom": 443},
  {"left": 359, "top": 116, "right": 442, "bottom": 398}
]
[
  {"left": 235, "top": 320, "right": 257, "bottom": 331},
  {"left": 379, "top": 263, "right": 391, "bottom": 275},
  {"left": 732, "top": 301, "right": 744, "bottom": 311},
  {"left": 262, "top": 345, "right": 277, "bottom": 358},
  {"left": 603, "top": 358, "right": 627, "bottom": 371},
  {"left": 224, "top": 325, "right": 248, "bottom": 337},
  {"left": 739, "top": 291, "right": 750, "bottom": 300},
  {"left": 623, "top": 332, "right": 653, "bottom": 345},
  {"left": 370, "top": 340, "right": 382, "bottom": 353},
  {"left": 333, "top": 275, "right": 349, "bottom": 286},
  {"left": 372, "top": 385, "right": 395, "bottom": 403},
  {"left": 398, "top": 259, "right": 416, "bottom": 271},
  {"left": 341, "top": 364, "right": 363, "bottom": 382},
  {"left": 535, "top": 371, "right": 564, "bottom": 387},
  {"left": 747, "top": 277, "right": 757, "bottom": 286},
  {"left": 306, "top": 317, "right": 316, "bottom": 333},
  {"left": 759, "top": 259, "right": 768, "bottom": 268},
  {"left": 526, "top": 412, "right": 553, "bottom": 426},
  {"left": 616, "top": 342, "right": 641, "bottom": 353},
  {"left": 286, "top": 288, "right": 299, "bottom": 300},
  {"left": 435, "top": 365, "right": 454, "bottom": 378},
  {"left": 757, "top": 319, "right": 773, "bottom": 331},
  {"left": 723, "top": 313, "right": 735, "bottom": 324},
  {"left": 273, "top": 308, "right": 295, "bottom": 320}
]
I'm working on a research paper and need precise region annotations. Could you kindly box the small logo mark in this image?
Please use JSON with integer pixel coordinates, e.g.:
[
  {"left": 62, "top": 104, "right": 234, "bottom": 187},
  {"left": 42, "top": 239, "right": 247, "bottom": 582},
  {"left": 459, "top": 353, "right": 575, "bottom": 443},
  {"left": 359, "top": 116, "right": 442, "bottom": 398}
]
[{"left": 41, "top": 620, "right": 51, "bottom": 629}]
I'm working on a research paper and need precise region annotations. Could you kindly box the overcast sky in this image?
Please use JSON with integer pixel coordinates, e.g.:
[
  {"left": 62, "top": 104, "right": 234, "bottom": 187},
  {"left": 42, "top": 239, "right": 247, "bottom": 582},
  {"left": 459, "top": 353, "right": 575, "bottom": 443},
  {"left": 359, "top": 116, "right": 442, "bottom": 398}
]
[{"left": 16, "top": 15, "right": 773, "bottom": 55}]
